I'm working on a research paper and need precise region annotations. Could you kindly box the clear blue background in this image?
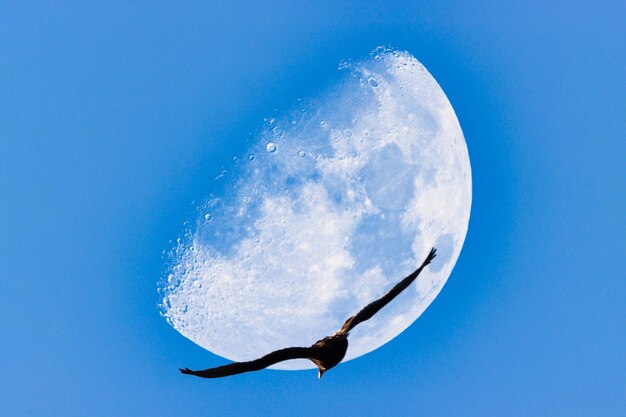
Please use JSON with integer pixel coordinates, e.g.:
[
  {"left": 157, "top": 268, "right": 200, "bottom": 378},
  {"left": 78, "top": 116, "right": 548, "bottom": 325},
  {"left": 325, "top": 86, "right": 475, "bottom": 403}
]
[{"left": 1, "top": 1, "right": 624, "bottom": 415}]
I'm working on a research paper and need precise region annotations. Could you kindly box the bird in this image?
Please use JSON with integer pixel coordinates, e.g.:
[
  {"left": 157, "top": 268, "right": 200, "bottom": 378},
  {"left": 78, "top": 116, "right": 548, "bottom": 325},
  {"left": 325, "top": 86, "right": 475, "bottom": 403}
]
[{"left": 179, "top": 247, "right": 437, "bottom": 379}]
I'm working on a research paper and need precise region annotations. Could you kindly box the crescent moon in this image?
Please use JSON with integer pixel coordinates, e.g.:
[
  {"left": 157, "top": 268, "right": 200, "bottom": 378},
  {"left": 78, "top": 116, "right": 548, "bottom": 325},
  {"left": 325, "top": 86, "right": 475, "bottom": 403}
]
[{"left": 161, "top": 48, "right": 472, "bottom": 370}]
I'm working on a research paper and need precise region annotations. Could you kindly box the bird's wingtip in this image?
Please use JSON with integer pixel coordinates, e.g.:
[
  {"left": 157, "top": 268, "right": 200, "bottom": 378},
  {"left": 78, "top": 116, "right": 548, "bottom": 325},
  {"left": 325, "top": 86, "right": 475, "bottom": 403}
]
[{"left": 424, "top": 247, "right": 437, "bottom": 265}]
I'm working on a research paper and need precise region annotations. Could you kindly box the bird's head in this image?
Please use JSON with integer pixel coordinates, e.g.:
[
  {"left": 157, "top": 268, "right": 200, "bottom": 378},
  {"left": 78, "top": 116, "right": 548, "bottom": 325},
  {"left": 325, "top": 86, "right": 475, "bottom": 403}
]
[{"left": 317, "top": 367, "right": 326, "bottom": 379}]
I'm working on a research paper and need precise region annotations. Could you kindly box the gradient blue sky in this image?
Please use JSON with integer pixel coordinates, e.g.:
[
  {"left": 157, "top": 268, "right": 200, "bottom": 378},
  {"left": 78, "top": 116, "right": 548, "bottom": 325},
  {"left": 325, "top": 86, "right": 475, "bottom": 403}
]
[{"left": 1, "top": 1, "right": 624, "bottom": 416}]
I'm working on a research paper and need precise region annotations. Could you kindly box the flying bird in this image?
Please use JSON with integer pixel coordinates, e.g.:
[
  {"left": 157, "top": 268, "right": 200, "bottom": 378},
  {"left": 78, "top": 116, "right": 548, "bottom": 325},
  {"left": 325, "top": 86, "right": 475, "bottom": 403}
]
[{"left": 180, "top": 247, "right": 437, "bottom": 379}]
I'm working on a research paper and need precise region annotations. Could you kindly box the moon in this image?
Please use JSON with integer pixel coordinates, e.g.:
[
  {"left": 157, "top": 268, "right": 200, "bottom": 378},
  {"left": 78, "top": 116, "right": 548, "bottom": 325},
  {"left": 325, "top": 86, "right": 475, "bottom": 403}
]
[{"left": 160, "top": 48, "right": 472, "bottom": 370}]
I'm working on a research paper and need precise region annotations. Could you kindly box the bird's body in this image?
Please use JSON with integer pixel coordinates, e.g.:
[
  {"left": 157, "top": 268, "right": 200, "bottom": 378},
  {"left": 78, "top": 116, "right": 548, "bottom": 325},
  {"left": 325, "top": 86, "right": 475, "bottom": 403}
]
[
  {"left": 180, "top": 247, "right": 437, "bottom": 379},
  {"left": 309, "top": 333, "right": 349, "bottom": 378}
]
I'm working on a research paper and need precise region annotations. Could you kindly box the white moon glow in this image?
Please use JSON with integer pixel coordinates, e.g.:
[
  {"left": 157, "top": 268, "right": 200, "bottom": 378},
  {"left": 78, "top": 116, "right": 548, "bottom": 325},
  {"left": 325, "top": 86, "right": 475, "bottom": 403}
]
[{"left": 161, "top": 49, "right": 471, "bottom": 370}]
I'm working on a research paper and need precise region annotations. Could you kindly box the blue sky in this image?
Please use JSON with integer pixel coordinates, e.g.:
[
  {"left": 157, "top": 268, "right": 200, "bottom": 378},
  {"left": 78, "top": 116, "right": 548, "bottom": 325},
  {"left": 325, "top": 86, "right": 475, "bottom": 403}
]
[{"left": 1, "top": 1, "right": 624, "bottom": 416}]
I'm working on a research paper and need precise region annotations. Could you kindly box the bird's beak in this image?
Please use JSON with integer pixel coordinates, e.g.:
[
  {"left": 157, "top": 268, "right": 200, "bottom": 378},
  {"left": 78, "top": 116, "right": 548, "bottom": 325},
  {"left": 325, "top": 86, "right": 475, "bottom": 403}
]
[{"left": 318, "top": 369, "right": 325, "bottom": 379}]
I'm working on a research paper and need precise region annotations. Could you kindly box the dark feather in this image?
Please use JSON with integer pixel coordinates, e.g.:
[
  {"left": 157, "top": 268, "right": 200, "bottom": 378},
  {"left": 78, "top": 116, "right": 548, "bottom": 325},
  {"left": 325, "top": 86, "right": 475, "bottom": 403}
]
[
  {"left": 338, "top": 247, "right": 436, "bottom": 334},
  {"left": 179, "top": 346, "right": 314, "bottom": 378}
]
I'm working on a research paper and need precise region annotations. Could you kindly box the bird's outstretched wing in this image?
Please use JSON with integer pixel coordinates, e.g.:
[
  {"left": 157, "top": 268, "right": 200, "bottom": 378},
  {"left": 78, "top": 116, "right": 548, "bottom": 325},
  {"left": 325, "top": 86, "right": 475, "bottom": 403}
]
[
  {"left": 179, "top": 347, "right": 315, "bottom": 378},
  {"left": 338, "top": 247, "right": 437, "bottom": 335}
]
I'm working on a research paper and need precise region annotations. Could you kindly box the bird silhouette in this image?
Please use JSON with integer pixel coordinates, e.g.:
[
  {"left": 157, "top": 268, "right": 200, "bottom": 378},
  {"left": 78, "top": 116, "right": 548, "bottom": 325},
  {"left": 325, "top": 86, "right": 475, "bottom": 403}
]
[{"left": 179, "top": 247, "right": 437, "bottom": 379}]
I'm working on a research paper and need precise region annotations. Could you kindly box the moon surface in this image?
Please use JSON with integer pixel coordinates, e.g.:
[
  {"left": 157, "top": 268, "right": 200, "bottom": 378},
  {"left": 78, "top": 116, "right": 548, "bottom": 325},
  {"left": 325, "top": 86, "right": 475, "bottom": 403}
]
[{"left": 160, "top": 48, "right": 472, "bottom": 370}]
